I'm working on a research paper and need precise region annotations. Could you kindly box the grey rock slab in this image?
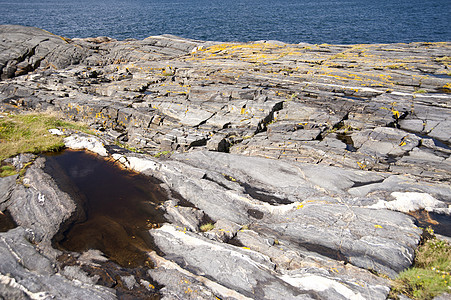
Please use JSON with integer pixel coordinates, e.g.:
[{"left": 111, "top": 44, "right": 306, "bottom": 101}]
[
  {"left": 148, "top": 267, "right": 221, "bottom": 300},
  {"left": 318, "top": 134, "right": 353, "bottom": 151},
  {"left": 269, "top": 129, "right": 322, "bottom": 142},
  {"left": 206, "top": 133, "right": 230, "bottom": 152},
  {"left": 162, "top": 200, "right": 204, "bottom": 232},
  {"left": 278, "top": 272, "right": 389, "bottom": 300},
  {"left": 77, "top": 249, "right": 109, "bottom": 266},
  {"left": 179, "top": 108, "right": 216, "bottom": 127},
  {"left": 0, "top": 175, "right": 17, "bottom": 211},
  {"left": 204, "top": 219, "right": 242, "bottom": 242},
  {"left": 62, "top": 265, "right": 100, "bottom": 285},
  {"left": 0, "top": 25, "right": 88, "bottom": 79},
  {"left": 170, "top": 150, "right": 391, "bottom": 200},
  {"left": 404, "top": 147, "right": 447, "bottom": 162},
  {"left": 150, "top": 223, "right": 391, "bottom": 299},
  {"left": 114, "top": 149, "right": 443, "bottom": 250},
  {"left": 299, "top": 164, "right": 387, "bottom": 195},
  {"left": 7, "top": 157, "right": 77, "bottom": 255},
  {"left": 170, "top": 151, "right": 324, "bottom": 203},
  {"left": 235, "top": 229, "right": 306, "bottom": 270},
  {"left": 256, "top": 201, "right": 421, "bottom": 278},
  {"left": 399, "top": 119, "right": 425, "bottom": 132},
  {"left": 144, "top": 34, "right": 202, "bottom": 53},
  {"left": 392, "top": 148, "right": 451, "bottom": 181},
  {"left": 148, "top": 251, "right": 251, "bottom": 300},
  {"left": 150, "top": 224, "right": 319, "bottom": 299},
  {"left": 0, "top": 282, "right": 29, "bottom": 300},
  {"left": 273, "top": 101, "right": 343, "bottom": 127},
  {"left": 348, "top": 174, "right": 451, "bottom": 203},
  {"left": 235, "top": 229, "right": 390, "bottom": 299},
  {"left": 352, "top": 127, "right": 421, "bottom": 157},
  {"left": 428, "top": 120, "right": 451, "bottom": 143}
]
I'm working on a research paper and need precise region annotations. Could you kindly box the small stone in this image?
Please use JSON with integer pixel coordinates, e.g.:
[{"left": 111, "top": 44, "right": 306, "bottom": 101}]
[
  {"left": 120, "top": 275, "right": 136, "bottom": 290},
  {"left": 48, "top": 128, "right": 65, "bottom": 135}
]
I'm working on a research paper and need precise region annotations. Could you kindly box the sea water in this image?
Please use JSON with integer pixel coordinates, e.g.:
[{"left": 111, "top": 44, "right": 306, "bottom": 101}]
[{"left": 1, "top": 0, "right": 450, "bottom": 44}]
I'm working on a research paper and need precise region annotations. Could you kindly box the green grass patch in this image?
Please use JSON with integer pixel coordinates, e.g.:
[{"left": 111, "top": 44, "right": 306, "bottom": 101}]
[
  {"left": 0, "top": 113, "right": 88, "bottom": 161},
  {"left": 414, "top": 89, "right": 427, "bottom": 94},
  {"left": 200, "top": 223, "right": 214, "bottom": 232},
  {"left": 0, "top": 165, "right": 17, "bottom": 177},
  {"left": 390, "top": 229, "right": 451, "bottom": 299},
  {"left": 153, "top": 150, "right": 172, "bottom": 158},
  {"left": 115, "top": 141, "right": 143, "bottom": 153}
]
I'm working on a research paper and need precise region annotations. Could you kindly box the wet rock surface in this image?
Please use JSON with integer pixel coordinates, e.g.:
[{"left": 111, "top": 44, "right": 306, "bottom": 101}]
[{"left": 0, "top": 25, "right": 450, "bottom": 299}]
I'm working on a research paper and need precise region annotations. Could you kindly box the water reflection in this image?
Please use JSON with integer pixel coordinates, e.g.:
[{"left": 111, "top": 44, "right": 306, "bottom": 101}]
[{"left": 46, "top": 150, "right": 168, "bottom": 267}]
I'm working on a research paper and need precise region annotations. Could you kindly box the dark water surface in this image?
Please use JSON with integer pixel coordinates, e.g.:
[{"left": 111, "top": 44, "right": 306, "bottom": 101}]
[
  {"left": 1, "top": 0, "right": 450, "bottom": 44},
  {"left": 410, "top": 210, "right": 451, "bottom": 237},
  {"left": 46, "top": 150, "right": 168, "bottom": 267},
  {"left": 0, "top": 210, "right": 16, "bottom": 232}
]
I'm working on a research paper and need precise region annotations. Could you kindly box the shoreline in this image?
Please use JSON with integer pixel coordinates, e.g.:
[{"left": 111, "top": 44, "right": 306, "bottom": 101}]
[{"left": 0, "top": 25, "right": 450, "bottom": 299}]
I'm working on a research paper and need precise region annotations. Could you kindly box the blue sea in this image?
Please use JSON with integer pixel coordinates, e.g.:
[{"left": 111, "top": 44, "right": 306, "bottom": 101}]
[{"left": 1, "top": 0, "right": 450, "bottom": 44}]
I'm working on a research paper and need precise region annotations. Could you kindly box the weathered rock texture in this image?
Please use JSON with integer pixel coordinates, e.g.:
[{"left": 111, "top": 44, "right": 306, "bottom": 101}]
[{"left": 0, "top": 25, "right": 450, "bottom": 299}]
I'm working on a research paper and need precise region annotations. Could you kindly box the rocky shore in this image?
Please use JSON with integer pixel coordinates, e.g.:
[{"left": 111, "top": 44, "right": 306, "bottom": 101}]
[{"left": 0, "top": 25, "right": 450, "bottom": 299}]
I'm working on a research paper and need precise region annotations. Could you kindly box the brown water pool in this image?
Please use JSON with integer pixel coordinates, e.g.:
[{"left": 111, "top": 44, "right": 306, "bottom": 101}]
[{"left": 46, "top": 150, "right": 168, "bottom": 268}]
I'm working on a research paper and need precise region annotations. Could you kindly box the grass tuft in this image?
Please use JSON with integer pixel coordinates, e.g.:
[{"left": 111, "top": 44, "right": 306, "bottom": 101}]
[
  {"left": 0, "top": 165, "right": 17, "bottom": 177},
  {"left": 0, "top": 113, "right": 88, "bottom": 161},
  {"left": 115, "top": 141, "right": 143, "bottom": 153},
  {"left": 200, "top": 223, "right": 215, "bottom": 232},
  {"left": 414, "top": 89, "right": 427, "bottom": 94},
  {"left": 390, "top": 228, "right": 451, "bottom": 299},
  {"left": 240, "top": 224, "right": 250, "bottom": 231},
  {"left": 153, "top": 150, "right": 172, "bottom": 158}
]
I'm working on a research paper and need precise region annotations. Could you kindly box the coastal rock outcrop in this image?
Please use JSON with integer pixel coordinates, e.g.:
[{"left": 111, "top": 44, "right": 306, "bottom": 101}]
[
  {"left": 0, "top": 25, "right": 450, "bottom": 299},
  {"left": 0, "top": 25, "right": 87, "bottom": 79}
]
